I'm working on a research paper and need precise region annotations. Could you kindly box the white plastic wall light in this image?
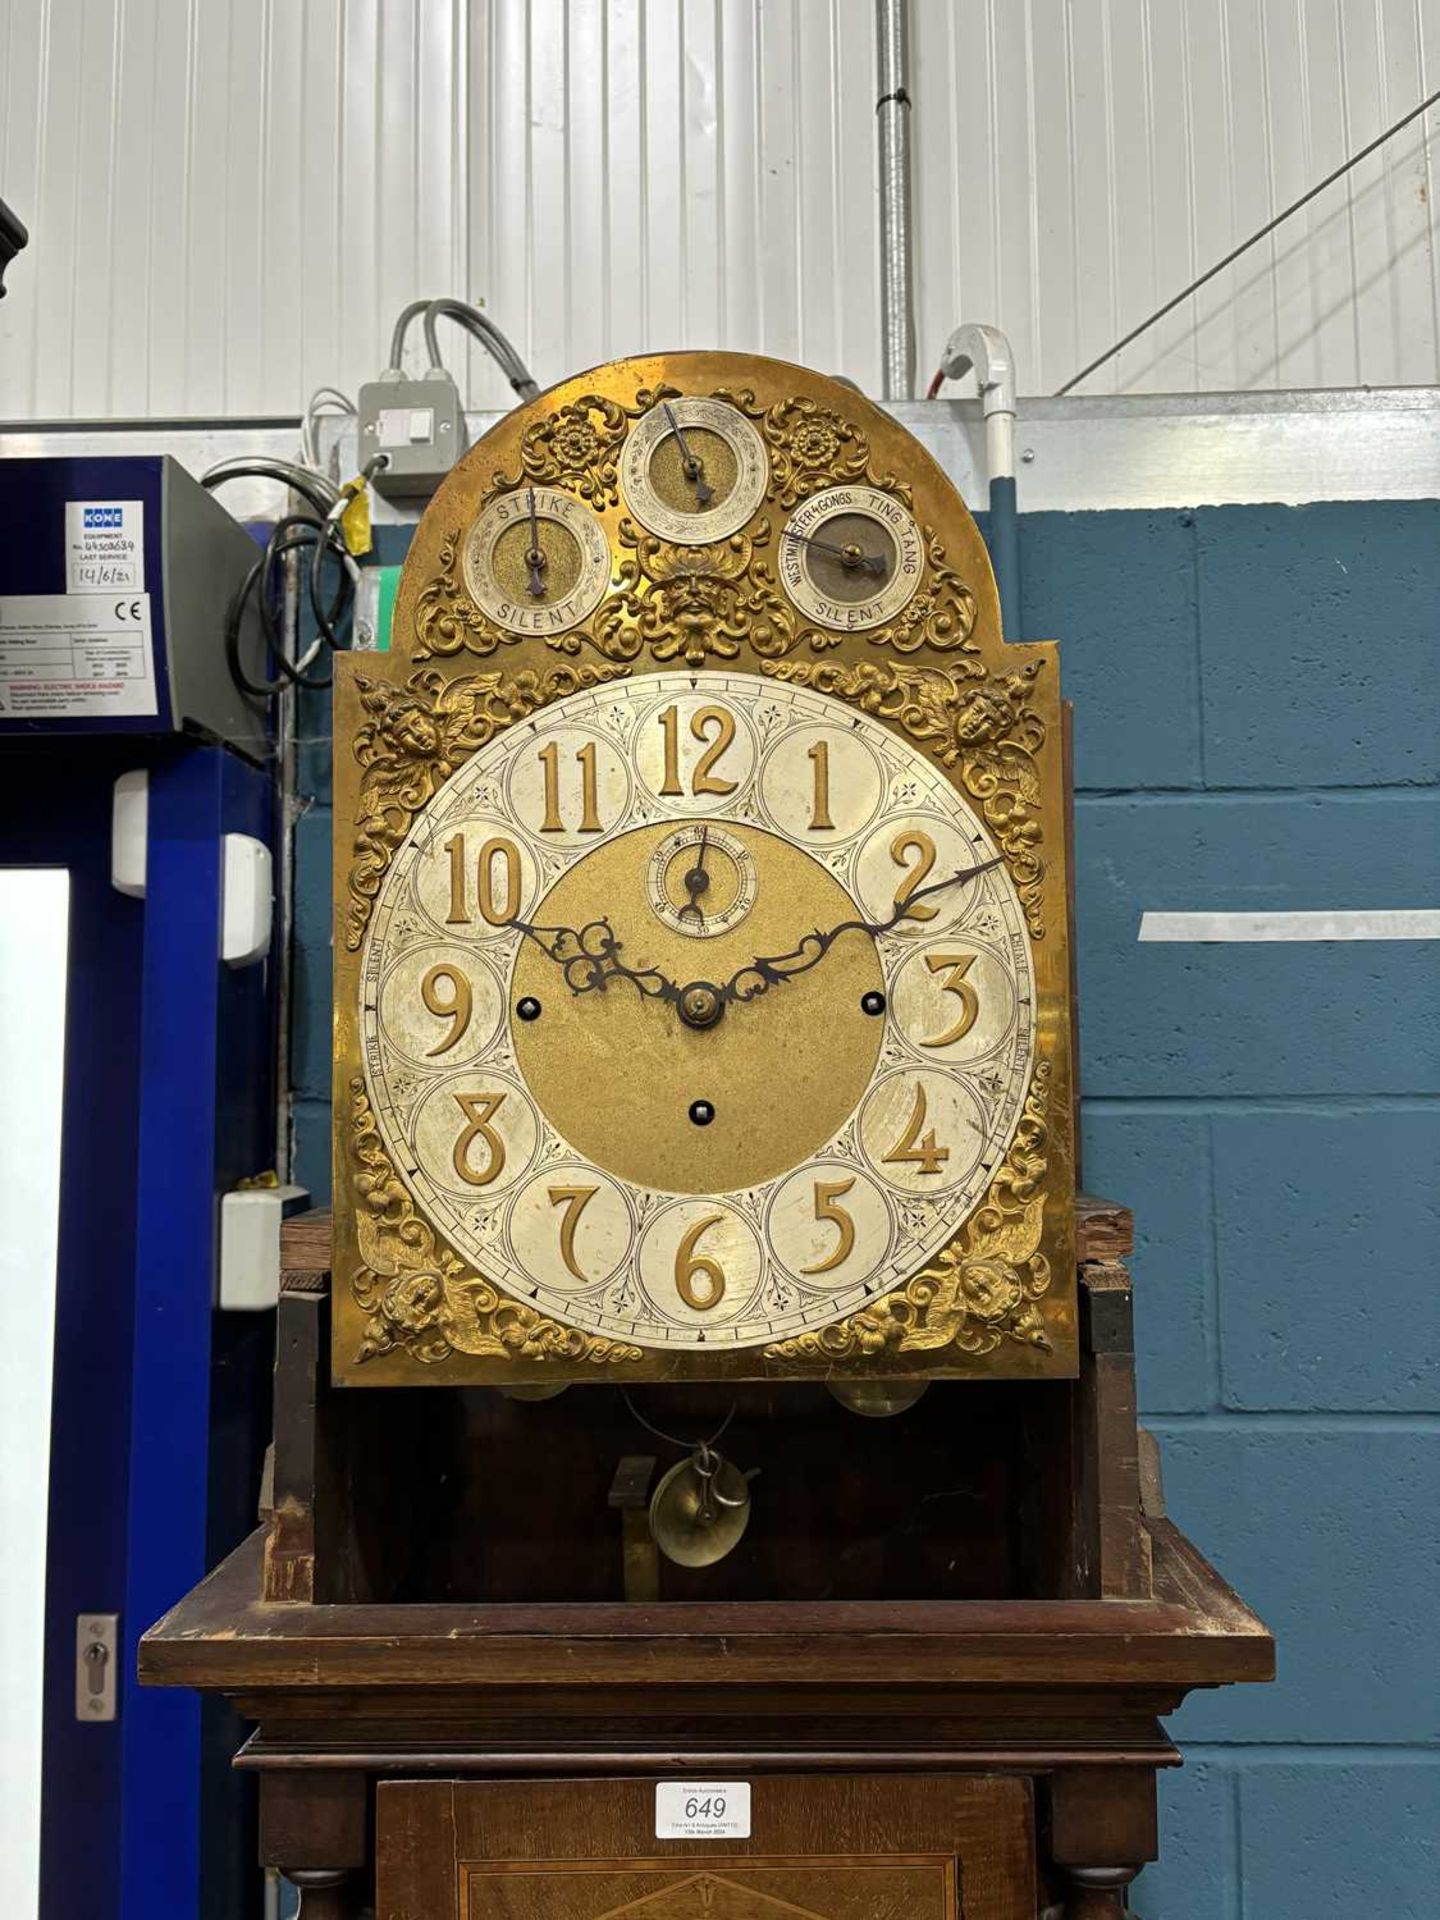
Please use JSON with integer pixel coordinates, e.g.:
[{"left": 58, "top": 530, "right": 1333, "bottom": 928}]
[
  {"left": 218, "top": 1184, "right": 309, "bottom": 1310},
  {"left": 221, "top": 834, "right": 273, "bottom": 966},
  {"left": 111, "top": 769, "right": 148, "bottom": 898}
]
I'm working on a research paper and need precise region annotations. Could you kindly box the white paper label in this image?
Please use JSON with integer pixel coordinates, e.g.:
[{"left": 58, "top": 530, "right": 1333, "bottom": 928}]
[
  {"left": 66, "top": 499, "right": 145, "bottom": 591},
  {"left": 655, "top": 1782, "right": 751, "bottom": 1841},
  {"left": 0, "top": 593, "right": 157, "bottom": 718}
]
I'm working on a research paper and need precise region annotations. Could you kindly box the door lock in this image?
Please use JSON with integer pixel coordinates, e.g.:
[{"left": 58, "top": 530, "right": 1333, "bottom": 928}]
[{"left": 75, "top": 1614, "right": 118, "bottom": 1722}]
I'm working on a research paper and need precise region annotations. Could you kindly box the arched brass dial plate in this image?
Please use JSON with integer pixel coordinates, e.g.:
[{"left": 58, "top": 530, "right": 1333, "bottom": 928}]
[
  {"left": 334, "top": 346, "right": 1079, "bottom": 1386},
  {"left": 780, "top": 484, "right": 924, "bottom": 631},
  {"left": 462, "top": 484, "right": 612, "bottom": 636},
  {"left": 620, "top": 396, "right": 769, "bottom": 544}
]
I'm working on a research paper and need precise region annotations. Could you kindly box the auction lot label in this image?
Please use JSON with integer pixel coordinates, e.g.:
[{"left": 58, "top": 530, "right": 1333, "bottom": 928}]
[{"left": 655, "top": 1782, "right": 752, "bottom": 1840}]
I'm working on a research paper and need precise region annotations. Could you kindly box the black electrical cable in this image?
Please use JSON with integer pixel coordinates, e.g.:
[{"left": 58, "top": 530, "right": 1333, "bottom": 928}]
[
  {"left": 259, "top": 508, "right": 350, "bottom": 653},
  {"left": 210, "top": 445, "right": 386, "bottom": 704},
  {"left": 307, "top": 524, "right": 349, "bottom": 650},
  {"left": 266, "top": 513, "right": 346, "bottom": 643},
  {"left": 226, "top": 536, "right": 312, "bottom": 699},
  {"left": 225, "top": 517, "right": 353, "bottom": 699},
  {"left": 201, "top": 458, "right": 340, "bottom": 519},
  {"left": 235, "top": 528, "right": 334, "bottom": 697}
]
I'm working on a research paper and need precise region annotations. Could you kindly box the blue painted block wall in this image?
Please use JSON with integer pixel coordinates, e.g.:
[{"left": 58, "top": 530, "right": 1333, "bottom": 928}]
[{"left": 291, "top": 502, "right": 1440, "bottom": 1915}]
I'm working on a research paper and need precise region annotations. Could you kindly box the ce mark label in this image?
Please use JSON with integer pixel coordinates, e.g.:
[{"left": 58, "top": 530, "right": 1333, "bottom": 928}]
[{"left": 113, "top": 599, "right": 145, "bottom": 621}]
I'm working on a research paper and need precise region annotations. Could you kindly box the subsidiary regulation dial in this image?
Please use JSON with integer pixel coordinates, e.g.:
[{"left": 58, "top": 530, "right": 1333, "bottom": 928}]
[
  {"left": 462, "top": 484, "right": 612, "bottom": 636},
  {"left": 620, "top": 396, "right": 769, "bottom": 544},
  {"left": 780, "top": 484, "right": 924, "bottom": 632}
]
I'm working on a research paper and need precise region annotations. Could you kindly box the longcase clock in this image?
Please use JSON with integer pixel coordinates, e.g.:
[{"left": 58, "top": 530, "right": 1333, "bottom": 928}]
[{"left": 332, "top": 352, "right": 1076, "bottom": 1386}]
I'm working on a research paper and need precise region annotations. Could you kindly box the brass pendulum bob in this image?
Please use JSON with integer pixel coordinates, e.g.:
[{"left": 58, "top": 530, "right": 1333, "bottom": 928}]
[
  {"left": 826, "top": 1378, "right": 931, "bottom": 1418},
  {"left": 648, "top": 1442, "right": 757, "bottom": 1569}
]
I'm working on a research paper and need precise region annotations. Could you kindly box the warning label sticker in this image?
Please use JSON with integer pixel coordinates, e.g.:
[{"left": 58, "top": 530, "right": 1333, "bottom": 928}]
[{"left": 0, "top": 593, "right": 158, "bottom": 718}]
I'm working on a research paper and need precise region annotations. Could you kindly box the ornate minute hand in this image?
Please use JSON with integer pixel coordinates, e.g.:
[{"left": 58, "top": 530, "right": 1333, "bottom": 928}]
[
  {"left": 506, "top": 853, "right": 1004, "bottom": 1029},
  {"left": 713, "top": 855, "right": 1004, "bottom": 1009}
]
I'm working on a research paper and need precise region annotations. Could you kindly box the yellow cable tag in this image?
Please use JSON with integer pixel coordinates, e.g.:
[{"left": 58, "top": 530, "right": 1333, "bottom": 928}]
[{"left": 339, "top": 477, "right": 373, "bottom": 557}]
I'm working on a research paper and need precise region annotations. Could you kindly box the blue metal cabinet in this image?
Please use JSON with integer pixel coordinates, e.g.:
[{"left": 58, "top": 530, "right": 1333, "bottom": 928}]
[{"left": 2, "top": 738, "right": 273, "bottom": 1920}]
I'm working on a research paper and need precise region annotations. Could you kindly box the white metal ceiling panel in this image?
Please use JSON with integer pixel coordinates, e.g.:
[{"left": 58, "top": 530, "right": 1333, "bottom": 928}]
[{"left": 0, "top": 0, "right": 1436, "bottom": 419}]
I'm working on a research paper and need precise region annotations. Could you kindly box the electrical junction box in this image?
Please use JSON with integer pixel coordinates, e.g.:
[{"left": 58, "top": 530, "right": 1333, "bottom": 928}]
[
  {"left": 0, "top": 455, "right": 268, "bottom": 758},
  {"left": 359, "top": 369, "right": 467, "bottom": 498}
]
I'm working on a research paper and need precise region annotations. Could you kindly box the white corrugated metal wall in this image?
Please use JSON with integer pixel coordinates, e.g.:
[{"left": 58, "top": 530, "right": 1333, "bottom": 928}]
[{"left": 1, "top": 0, "right": 1437, "bottom": 419}]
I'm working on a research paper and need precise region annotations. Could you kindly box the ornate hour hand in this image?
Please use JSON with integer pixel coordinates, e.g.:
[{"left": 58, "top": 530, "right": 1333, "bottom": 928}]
[
  {"left": 508, "top": 856, "right": 1003, "bottom": 1033},
  {"left": 663, "top": 401, "right": 715, "bottom": 507},
  {"left": 712, "top": 855, "right": 1004, "bottom": 1010},
  {"left": 509, "top": 912, "right": 684, "bottom": 1008}
]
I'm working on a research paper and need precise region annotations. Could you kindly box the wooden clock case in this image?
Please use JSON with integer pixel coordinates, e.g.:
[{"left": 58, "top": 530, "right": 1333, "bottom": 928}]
[{"left": 141, "top": 356, "right": 1271, "bottom": 1919}]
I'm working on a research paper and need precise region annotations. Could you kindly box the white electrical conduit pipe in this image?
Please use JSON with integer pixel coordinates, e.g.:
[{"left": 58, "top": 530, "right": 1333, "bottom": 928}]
[{"left": 931, "top": 323, "right": 1020, "bottom": 639}]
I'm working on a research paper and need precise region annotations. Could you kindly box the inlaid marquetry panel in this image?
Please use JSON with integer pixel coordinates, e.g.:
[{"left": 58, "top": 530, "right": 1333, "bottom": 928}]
[
  {"left": 462, "top": 1860, "right": 953, "bottom": 1920},
  {"left": 377, "top": 1775, "right": 1034, "bottom": 1920}
]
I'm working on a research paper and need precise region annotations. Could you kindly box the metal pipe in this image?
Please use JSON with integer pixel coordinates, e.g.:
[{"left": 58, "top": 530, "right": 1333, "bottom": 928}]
[
  {"left": 272, "top": 552, "right": 299, "bottom": 1184},
  {"left": 875, "top": 0, "right": 916, "bottom": 401}
]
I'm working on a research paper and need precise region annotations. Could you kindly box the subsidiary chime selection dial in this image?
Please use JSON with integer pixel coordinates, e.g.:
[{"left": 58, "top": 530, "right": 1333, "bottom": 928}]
[
  {"left": 462, "top": 484, "right": 612, "bottom": 635},
  {"left": 359, "top": 672, "right": 1036, "bottom": 1350},
  {"left": 620, "top": 397, "right": 769, "bottom": 544},
  {"left": 780, "top": 484, "right": 924, "bottom": 631}
]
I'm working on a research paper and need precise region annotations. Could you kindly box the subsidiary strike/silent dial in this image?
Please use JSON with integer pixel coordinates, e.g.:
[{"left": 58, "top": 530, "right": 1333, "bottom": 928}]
[{"left": 780, "top": 484, "right": 925, "bottom": 631}]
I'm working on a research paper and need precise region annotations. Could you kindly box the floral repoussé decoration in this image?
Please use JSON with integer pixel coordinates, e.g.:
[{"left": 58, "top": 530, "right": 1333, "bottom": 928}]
[
  {"left": 348, "top": 1077, "right": 643, "bottom": 1370},
  {"left": 765, "top": 1062, "right": 1054, "bottom": 1363},
  {"left": 343, "top": 662, "right": 628, "bottom": 951}
]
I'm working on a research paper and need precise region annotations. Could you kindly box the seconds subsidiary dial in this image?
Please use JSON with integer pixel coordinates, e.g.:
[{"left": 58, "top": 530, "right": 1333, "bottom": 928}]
[
  {"left": 647, "top": 824, "right": 758, "bottom": 939},
  {"left": 359, "top": 673, "right": 1035, "bottom": 1350}
]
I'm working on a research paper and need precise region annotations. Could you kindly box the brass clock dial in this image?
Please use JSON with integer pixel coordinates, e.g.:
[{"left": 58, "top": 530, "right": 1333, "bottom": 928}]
[
  {"left": 780, "top": 484, "right": 924, "bottom": 631},
  {"left": 462, "top": 484, "right": 611, "bottom": 635},
  {"left": 359, "top": 671, "right": 1036, "bottom": 1352},
  {"left": 620, "top": 397, "right": 769, "bottom": 544}
]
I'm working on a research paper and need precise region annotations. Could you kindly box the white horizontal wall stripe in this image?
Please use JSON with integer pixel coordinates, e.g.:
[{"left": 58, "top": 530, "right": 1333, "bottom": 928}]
[{"left": 1138, "top": 910, "right": 1440, "bottom": 942}]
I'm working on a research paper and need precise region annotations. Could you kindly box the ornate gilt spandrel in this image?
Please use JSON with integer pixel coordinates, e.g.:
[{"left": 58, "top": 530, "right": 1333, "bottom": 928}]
[{"left": 332, "top": 350, "right": 1076, "bottom": 1387}]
